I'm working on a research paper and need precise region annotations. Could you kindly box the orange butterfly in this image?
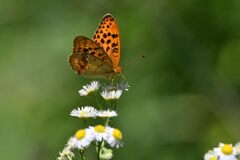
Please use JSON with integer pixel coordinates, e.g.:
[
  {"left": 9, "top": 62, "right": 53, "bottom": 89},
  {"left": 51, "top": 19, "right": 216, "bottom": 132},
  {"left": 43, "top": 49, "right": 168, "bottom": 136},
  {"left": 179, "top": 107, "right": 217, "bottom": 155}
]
[{"left": 68, "top": 14, "right": 122, "bottom": 79}]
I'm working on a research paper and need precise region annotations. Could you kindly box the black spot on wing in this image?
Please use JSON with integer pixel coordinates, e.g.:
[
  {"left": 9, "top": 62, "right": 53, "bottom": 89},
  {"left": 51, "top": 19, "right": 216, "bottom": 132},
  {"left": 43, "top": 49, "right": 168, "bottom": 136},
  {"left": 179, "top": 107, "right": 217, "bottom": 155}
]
[
  {"left": 112, "top": 34, "right": 118, "bottom": 38},
  {"left": 106, "top": 39, "right": 111, "bottom": 44},
  {"left": 112, "top": 43, "right": 117, "bottom": 47},
  {"left": 106, "top": 46, "right": 110, "bottom": 52},
  {"left": 98, "top": 53, "right": 103, "bottom": 57},
  {"left": 83, "top": 48, "right": 89, "bottom": 52}
]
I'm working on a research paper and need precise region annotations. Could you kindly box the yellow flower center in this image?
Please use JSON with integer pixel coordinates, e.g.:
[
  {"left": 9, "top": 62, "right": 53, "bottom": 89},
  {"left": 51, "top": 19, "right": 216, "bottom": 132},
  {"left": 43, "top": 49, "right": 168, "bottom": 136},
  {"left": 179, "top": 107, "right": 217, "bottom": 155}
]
[
  {"left": 221, "top": 144, "right": 233, "bottom": 155},
  {"left": 209, "top": 156, "right": 218, "bottom": 160},
  {"left": 75, "top": 129, "right": 86, "bottom": 140},
  {"left": 80, "top": 111, "right": 87, "bottom": 117},
  {"left": 94, "top": 125, "right": 105, "bottom": 133},
  {"left": 113, "top": 129, "right": 122, "bottom": 140}
]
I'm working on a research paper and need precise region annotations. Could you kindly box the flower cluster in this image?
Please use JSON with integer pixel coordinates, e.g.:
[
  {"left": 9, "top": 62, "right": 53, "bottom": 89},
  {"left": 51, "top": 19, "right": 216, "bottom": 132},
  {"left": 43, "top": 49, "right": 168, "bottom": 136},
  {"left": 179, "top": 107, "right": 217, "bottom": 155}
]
[
  {"left": 70, "top": 107, "right": 117, "bottom": 118},
  {"left": 204, "top": 142, "right": 240, "bottom": 160},
  {"left": 78, "top": 81, "right": 100, "bottom": 96},
  {"left": 68, "top": 125, "right": 123, "bottom": 149},
  {"left": 78, "top": 80, "right": 127, "bottom": 101},
  {"left": 58, "top": 80, "right": 128, "bottom": 160}
]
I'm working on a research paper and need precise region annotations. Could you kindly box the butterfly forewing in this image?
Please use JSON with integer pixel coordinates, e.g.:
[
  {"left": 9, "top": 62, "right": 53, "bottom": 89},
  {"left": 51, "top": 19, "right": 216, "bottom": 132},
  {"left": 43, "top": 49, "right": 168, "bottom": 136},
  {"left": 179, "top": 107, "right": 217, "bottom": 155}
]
[{"left": 92, "top": 14, "right": 121, "bottom": 68}]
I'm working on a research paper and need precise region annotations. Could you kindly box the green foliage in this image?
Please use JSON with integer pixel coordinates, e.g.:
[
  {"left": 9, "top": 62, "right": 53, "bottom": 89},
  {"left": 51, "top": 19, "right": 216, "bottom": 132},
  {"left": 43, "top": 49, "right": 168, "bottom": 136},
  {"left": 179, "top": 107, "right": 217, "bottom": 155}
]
[{"left": 0, "top": 0, "right": 240, "bottom": 159}]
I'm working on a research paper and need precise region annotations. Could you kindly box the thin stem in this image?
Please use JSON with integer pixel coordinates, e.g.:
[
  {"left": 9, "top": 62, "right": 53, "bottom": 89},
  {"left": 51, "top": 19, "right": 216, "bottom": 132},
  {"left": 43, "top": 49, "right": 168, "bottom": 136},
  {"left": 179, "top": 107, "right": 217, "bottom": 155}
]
[
  {"left": 105, "top": 117, "right": 110, "bottom": 126},
  {"left": 94, "top": 95, "right": 102, "bottom": 110},
  {"left": 98, "top": 140, "right": 107, "bottom": 160},
  {"left": 111, "top": 77, "right": 115, "bottom": 86},
  {"left": 106, "top": 101, "right": 112, "bottom": 110},
  {"left": 83, "top": 119, "right": 86, "bottom": 127},
  {"left": 67, "top": 155, "right": 73, "bottom": 160},
  {"left": 97, "top": 142, "right": 101, "bottom": 160},
  {"left": 113, "top": 101, "right": 117, "bottom": 111},
  {"left": 121, "top": 74, "right": 126, "bottom": 81},
  {"left": 79, "top": 150, "right": 86, "bottom": 160}
]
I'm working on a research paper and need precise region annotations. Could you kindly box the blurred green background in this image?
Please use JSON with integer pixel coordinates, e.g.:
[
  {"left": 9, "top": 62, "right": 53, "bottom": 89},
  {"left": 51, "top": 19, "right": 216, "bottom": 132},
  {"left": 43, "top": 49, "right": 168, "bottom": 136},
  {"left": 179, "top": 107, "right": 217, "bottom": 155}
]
[{"left": 1, "top": 0, "right": 240, "bottom": 159}]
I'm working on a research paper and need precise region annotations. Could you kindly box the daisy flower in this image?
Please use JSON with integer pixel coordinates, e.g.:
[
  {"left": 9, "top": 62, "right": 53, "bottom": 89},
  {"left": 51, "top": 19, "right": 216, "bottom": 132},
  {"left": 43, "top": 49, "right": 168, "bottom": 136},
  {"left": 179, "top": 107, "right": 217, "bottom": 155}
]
[
  {"left": 79, "top": 81, "right": 100, "bottom": 96},
  {"left": 100, "top": 89, "right": 122, "bottom": 101},
  {"left": 99, "top": 147, "right": 113, "bottom": 160},
  {"left": 204, "top": 150, "right": 218, "bottom": 160},
  {"left": 57, "top": 146, "right": 74, "bottom": 160},
  {"left": 97, "top": 109, "right": 118, "bottom": 118},
  {"left": 117, "top": 81, "right": 130, "bottom": 91},
  {"left": 68, "top": 128, "right": 94, "bottom": 149},
  {"left": 70, "top": 106, "right": 97, "bottom": 118},
  {"left": 235, "top": 142, "right": 240, "bottom": 155},
  {"left": 102, "top": 82, "right": 129, "bottom": 91},
  {"left": 105, "top": 127, "right": 123, "bottom": 148},
  {"left": 213, "top": 143, "right": 237, "bottom": 160},
  {"left": 88, "top": 125, "right": 107, "bottom": 142}
]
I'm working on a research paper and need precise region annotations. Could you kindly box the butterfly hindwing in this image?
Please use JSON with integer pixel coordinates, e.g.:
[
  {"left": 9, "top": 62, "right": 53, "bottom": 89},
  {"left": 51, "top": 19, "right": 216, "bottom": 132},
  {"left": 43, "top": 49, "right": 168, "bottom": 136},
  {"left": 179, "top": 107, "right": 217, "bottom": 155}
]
[
  {"left": 73, "top": 36, "right": 112, "bottom": 65},
  {"left": 81, "top": 53, "right": 115, "bottom": 78},
  {"left": 69, "top": 36, "right": 115, "bottom": 78},
  {"left": 92, "top": 14, "right": 121, "bottom": 68}
]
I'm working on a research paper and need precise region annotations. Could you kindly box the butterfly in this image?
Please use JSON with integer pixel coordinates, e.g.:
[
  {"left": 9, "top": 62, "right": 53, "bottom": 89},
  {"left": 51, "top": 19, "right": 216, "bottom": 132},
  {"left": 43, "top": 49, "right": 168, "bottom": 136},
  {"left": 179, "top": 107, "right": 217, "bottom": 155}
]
[{"left": 68, "top": 14, "right": 122, "bottom": 79}]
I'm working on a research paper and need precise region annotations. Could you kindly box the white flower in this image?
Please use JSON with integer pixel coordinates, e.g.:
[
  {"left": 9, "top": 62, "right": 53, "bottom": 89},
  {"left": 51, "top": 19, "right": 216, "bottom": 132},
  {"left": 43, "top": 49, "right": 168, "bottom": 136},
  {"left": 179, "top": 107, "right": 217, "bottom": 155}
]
[
  {"left": 97, "top": 110, "right": 118, "bottom": 118},
  {"left": 204, "top": 150, "right": 218, "bottom": 160},
  {"left": 234, "top": 142, "right": 240, "bottom": 155},
  {"left": 68, "top": 128, "right": 94, "bottom": 149},
  {"left": 213, "top": 143, "right": 237, "bottom": 160},
  {"left": 100, "top": 89, "right": 122, "bottom": 101},
  {"left": 70, "top": 106, "right": 97, "bottom": 118},
  {"left": 79, "top": 81, "right": 100, "bottom": 96},
  {"left": 117, "top": 82, "right": 129, "bottom": 91},
  {"left": 88, "top": 125, "right": 107, "bottom": 142},
  {"left": 100, "top": 147, "right": 113, "bottom": 160},
  {"left": 57, "top": 146, "right": 74, "bottom": 160},
  {"left": 105, "top": 127, "right": 123, "bottom": 148}
]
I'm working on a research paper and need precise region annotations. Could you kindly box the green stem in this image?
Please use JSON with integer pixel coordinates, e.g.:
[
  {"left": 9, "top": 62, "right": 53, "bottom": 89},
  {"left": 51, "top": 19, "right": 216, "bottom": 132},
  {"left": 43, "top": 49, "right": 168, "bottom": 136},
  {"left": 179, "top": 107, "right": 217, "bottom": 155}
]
[
  {"left": 97, "top": 142, "right": 101, "bottom": 160},
  {"left": 113, "top": 101, "right": 117, "bottom": 111},
  {"left": 111, "top": 77, "right": 115, "bottom": 86},
  {"left": 94, "top": 95, "right": 102, "bottom": 110},
  {"left": 83, "top": 119, "right": 86, "bottom": 127},
  {"left": 121, "top": 74, "right": 126, "bottom": 81},
  {"left": 67, "top": 155, "right": 73, "bottom": 160},
  {"left": 105, "top": 117, "right": 110, "bottom": 126},
  {"left": 80, "top": 150, "right": 85, "bottom": 160}
]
